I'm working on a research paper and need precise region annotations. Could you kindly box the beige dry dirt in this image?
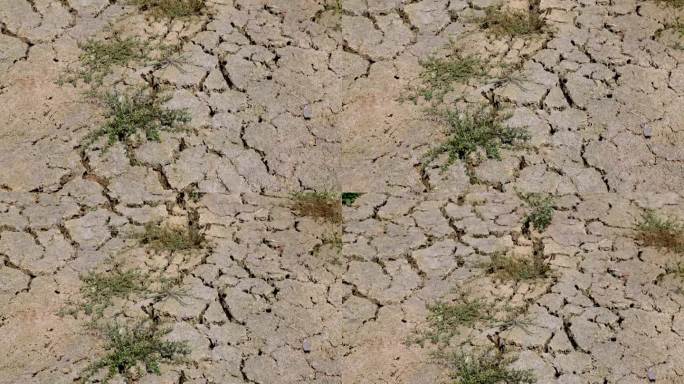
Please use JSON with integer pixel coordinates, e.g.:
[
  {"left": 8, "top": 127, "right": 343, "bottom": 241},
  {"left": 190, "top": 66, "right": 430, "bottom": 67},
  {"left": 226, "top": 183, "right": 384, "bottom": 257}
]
[{"left": 1, "top": 0, "right": 684, "bottom": 383}]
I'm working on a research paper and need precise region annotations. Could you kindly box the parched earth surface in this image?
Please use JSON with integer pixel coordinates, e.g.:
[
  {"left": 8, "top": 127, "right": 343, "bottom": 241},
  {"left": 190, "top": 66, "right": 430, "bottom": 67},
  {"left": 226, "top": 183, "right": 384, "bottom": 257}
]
[{"left": 1, "top": 1, "right": 684, "bottom": 384}]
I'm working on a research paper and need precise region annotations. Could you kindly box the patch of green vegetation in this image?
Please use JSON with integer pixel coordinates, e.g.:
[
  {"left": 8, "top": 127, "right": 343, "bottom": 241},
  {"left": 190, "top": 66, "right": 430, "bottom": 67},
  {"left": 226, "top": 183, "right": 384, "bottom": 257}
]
[
  {"left": 324, "top": 0, "right": 342, "bottom": 12},
  {"left": 484, "top": 253, "right": 550, "bottom": 282},
  {"left": 441, "top": 349, "right": 536, "bottom": 384},
  {"left": 72, "top": 269, "right": 149, "bottom": 319},
  {"left": 414, "top": 299, "right": 490, "bottom": 345},
  {"left": 409, "top": 54, "right": 487, "bottom": 103},
  {"left": 341, "top": 192, "right": 362, "bottom": 207},
  {"left": 635, "top": 211, "right": 684, "bottom": 253},
  {"left": 129, "top": 0, "right": 205, "bottom": 18},
  {"left": 321, "top": 231, "right": 342, "bottom": 253},
  {"left": 182, "top": 184, "right": 202, "bottom": 203},
  {"left": 82, "top": 322, "right": 189, "bottom": 384},
  {"left": 522, "top": 193, "right": 554, "bottom": 232},
  {"left": 61, "top": 36, "right": 150, "bottom": 85},
  {"left": 291, "top": 192, "right": 342, "bottom": 223},
  {"left": 480, "top": 6, "right": 546, "bottom": 37},
  {"left": 656, "top": 0, "right": 684, "bottom": 7},
  {"left": 664, "top": 262, "right": 684, "bottom": 278},
  {"left": 61, "top": 269, "right": 188, "bottom": 320},
  {"left": 137, "top": 222, "right": 205, "bottom": 252},
  {"left": 422, "top": 108, "right": 529, "bottom": 170},
  {"left": 85, "top": 89, "right": 190, "bottom": 149}
]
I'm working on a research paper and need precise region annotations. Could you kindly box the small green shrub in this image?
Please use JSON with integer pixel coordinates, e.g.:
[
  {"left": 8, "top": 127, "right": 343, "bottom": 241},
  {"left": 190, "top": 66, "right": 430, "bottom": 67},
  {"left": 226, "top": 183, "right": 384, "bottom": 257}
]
[
  {"left": 60, "top": 37, "right": 181, "bottom": 87},
  {"left": 410, "top": 54, "right": 487, "bottom": 103},
  {"left": 75, "top": 270, "right": 149, "bottom": 318},
  {"left": 291, "top": 192, "right": 342, "bottom": 223},
  {"left": 82, "top": 322, "right": 189, "bottom": 383},
  {"left": 129, "top": 0, "right": 205, "bottom": 18},
  {"left": 137, "top": 223, "right": 205, "bottom": 252},
  {"left": 484, "top": 253, "right": 549, "bottom": 282},
  {"left": 85, "top": 89, "right": 189, "bottom": 149},
  {"left": 442, "top": 349, "right": 536, "bottom": 384},
  {"left": 522, "top": 193, "right": 554, "bottom": 232},
  {"left": 635, "top": 211, "right": 684, "bottom": 253},
  {"left": 480, "top": 7, "right": 546, "bottom": 37},
  {"left": 324, "top": 0, "right": 342, "bottom": 12},
  {"left": 665, "top": 262, "right": 684, "bottom": 278},
  {"left": 63, "top": 36, "right": 149, "bottom": 85},
  {"left": 656, "top": 0, "right": 684, "bottom": 7},
  {"left": 341, "top": 192, "right": 362, "bottom": 207},
  {"left": 422, "top": 108, "right": 529, "bottom": 170},
  {"left": 62, "top": 269, "right": 188, "bottom": 319},
  {"left": 415, "top": 299, "right": 489, "bottom": 345},
  {"left": 322, "top": 232, "right": 342, "bottom": 249}
]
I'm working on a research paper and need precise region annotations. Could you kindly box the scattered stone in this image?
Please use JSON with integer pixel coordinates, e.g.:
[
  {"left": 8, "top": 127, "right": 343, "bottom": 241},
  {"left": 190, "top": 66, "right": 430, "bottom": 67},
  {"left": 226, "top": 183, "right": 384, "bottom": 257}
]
[
  {"left": 303, "top": 105, "right": 313, "bottom": 120},
  {"left": 643, "top": 124, "right": 653, "bottom": 138}
]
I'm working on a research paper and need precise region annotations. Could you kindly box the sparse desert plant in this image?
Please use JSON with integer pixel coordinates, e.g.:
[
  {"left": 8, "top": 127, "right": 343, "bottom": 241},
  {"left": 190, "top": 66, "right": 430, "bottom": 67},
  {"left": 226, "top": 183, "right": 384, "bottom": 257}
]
[
  {"left": 341, "top": 192, "right": 362, "bottom": 207},
  {"left": 82, "top": 321, "right": 189, "bottom": 383},
  {"left": 291, "top": 192, "right": 342, "bottom": 223},
  {"left": 655, "top": 0, "right": 684, "bottom": 7},
  {"left": 70, "top": 269, "right": 149, "bottom": 319},
  {"left": 635, "top": 211, "right": 684, "bottom": 253},
  {"left": 441, "top": 349, "right": 537, "bottom": 384},
  {"left": 422, "top": 108, "right": 529, "bottom": 170},
  {"left": 413, "top": 299, "right": 490, "bottom": 345},
  {"left": 321, "top": 231, "right": 342, "bottom": 251},
  {"left": 61, "top": 36, "right": 150, "bottom": 85},
  {"left": 522, "top": 193, "right": 554, "bottom": 232},
  {"left": 664, "top": 262, "right": 684, "bottom": 278},
  {"left": 483, "top": 253, "right": 549, "bottom": 282},
  {"left": 324, "top": 0, "right": 342, "bottom": 12},
  {"left": 129, "top": 0, "right": 205, "bottom": 18},
  {"left": 137, "top": 222, "right": 205, "bottom": 252},
  {"left": 410, "top": 54, "right": 487, "bottom": 103},
  {"left": 62, "top": 269, "right": 190, "bottom": 320},
  {"left": 84, "top": 89, "right": 190, "bottom": 149},
  {"left": 480, "top": 6, "right": 546, "bottom": 37},
  {"left": 60, "top": 36, "right": 181, "bottom": 86}
]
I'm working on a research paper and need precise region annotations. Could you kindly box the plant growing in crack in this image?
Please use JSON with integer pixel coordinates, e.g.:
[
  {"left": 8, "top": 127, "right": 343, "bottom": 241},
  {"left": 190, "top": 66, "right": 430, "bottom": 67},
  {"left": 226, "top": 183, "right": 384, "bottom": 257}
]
[
  {"left": 59, "top": 35, "right": 182, "bottom": 87},
  {"left": 421, "top": 107, "right": 529, "bottom": 171},
  {"left": 81, "top": 321, "right": 189, "bottom": 384},
  {"left": 635, "top": 211, "right": 684, "bottom": 253},
  {"left": 483, "top": 252, "right": 550, "bottom": 282},
  {"left": 136, "top": 222, "right": 205, "bottom": 252},
  {"left": 128, "top": 0, "right": 205, "bottom": 18},
  {"left": 479, "top": 4, "right": 547, "bottom": 37},
  {"left": 521, "top": 193, "right": 554, "bottom": 232},
  {"left": 290, "top": 191, "right": 342, "bottom": 223},
  {"left": 664, "top": 262, "right": 684, "bottom": 278},
  {"left": 61, "top": 268, "right": 191, "bottom": 321},
  {"left": 341, "top": 192, "right": 362, "bottom": 207},
  {"left": 60, "top": 268, "right": 192, "bottom": 383},
  {"left": 655, "top": 0, "right": 684, "bottom": 7},
  {"left": 409, "top": 298, "right": 491, "bottom": 346},
  {"left": 61, "top": 269, "right": 150, "bottom": 320},
  {"left": 406, "top": 53, "right": 488, "bottom": 104},
  {"left": 83, "top": 88, "right": 190, "bottom": 150},
  {"left": 438, "top": 348, "right": 537, "bottom": 384},
  {"left": 321, "top": 231, "right": 342, "bottom": 252}
]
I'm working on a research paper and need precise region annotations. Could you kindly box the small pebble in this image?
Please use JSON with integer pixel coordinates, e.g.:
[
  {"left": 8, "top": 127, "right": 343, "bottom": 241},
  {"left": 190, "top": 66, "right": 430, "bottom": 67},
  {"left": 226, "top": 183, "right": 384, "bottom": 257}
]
[
  {"left": 647, "top": 367, "right": 656, "bottom": 382},
  {"left": 303, "top": 105, "right": 313, "bottom": 119},
  {"left": 302, "top": 339, "right": 312, "bottom": 353},
  {"left": 643, "top": 125, "right": 653, "bottom": 138}
]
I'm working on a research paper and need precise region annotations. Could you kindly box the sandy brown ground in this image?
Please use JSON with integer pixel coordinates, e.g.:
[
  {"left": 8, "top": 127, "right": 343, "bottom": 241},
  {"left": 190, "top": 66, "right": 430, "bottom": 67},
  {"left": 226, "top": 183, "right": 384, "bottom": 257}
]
[{"left": 1, "top": 0, "right": 684, "bottom": 383}]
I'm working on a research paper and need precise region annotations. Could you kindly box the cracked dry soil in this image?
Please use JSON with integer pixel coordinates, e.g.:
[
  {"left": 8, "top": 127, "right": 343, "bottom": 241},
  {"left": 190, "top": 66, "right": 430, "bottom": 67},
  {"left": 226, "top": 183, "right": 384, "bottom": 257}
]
[{"left": 1, "top": 0, "right": 684, "bottom": 383}]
